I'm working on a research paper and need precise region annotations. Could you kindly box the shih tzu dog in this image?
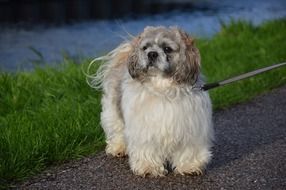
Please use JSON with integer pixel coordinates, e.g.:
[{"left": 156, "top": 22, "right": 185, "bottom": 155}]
[{"left": 88, "top": 26, "right": 214, "bottom": 177}]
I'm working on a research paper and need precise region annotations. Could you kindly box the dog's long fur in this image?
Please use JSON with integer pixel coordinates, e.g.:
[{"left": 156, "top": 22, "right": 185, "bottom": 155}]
[{"left": 88, "top": 26, "right": 214, "bottom": 177}]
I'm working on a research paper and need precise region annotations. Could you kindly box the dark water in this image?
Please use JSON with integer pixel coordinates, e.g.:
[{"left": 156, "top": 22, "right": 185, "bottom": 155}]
[{"left": 0, "top": 0, "right": 285, "bottom": 71}]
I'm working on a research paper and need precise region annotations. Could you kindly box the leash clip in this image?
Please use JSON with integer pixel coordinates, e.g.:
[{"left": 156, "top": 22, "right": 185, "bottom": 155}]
[
  {"left": 192, "top": 85, "right": 204, "bottom": 91},
  {"left": 192, "top": 83, "right": 220, "bottom": 91}
]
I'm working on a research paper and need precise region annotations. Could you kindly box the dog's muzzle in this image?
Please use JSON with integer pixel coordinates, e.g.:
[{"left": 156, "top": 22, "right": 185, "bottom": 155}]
[{"left": 148, "top": 51, "right": 158, "bottom": 63}]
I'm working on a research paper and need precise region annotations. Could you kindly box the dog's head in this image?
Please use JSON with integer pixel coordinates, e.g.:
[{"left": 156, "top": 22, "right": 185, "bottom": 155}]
[{"left": 128, "top": 26, "right": 200, "bottom": 85}]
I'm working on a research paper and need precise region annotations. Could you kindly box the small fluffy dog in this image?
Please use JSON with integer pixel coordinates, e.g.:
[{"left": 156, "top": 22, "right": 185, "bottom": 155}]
[{"left": 88, "top": 26, "right": 214, "bottom": 177}]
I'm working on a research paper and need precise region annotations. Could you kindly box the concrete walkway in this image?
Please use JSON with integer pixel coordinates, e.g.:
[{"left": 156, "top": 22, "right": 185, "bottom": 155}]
[{"left": 20, "top": 86, "right": 286, "bottom": 190}]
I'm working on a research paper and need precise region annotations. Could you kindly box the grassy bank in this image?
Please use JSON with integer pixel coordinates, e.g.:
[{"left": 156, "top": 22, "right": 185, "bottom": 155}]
[
  {"left": 198, "top": 20, "right": 286, "bottom": 108},
  {"left": 1, "top": 19, "right": 286, "bottom": 187}
]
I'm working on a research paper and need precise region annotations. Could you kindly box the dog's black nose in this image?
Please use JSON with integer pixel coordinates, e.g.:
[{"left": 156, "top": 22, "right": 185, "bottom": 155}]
[{"left": 148, "top": 51, "right": 158, "bottom": 61}]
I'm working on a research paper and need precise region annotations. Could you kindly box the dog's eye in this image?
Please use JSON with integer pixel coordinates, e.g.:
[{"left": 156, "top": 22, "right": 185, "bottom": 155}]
[
  {"left": 163, "top": 47, "right": 173, "bottom": 53},
  {"left": 142, "top": 46, "right": 147, "bottom": 51}
]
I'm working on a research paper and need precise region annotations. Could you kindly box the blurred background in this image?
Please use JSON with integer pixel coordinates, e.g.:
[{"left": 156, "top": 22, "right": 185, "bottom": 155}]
[{"left": 0, "top": 0, "right": 286, "bottom": 71}]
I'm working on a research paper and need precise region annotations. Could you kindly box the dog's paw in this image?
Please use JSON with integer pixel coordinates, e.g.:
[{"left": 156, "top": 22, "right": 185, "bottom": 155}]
[
  {"left": 131, "top": 160, "right": 168, "bottom": 177},
  {"left": 174, "top": 164, "right": 204, "bottom": 176},
  {"left": 132, "top": 162, "right": 168, "bottom": 177},
  {"left": 106, "top": 142, "right": 126, "bottom": 157}
]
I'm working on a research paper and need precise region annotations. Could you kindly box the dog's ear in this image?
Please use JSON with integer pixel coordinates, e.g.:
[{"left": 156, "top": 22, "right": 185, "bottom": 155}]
[
  {"left": 173, "top": 29, "right": 201, "bottom": 85},
  {"left": 127, "top": 36, "right": 145, "bottom": 79}
]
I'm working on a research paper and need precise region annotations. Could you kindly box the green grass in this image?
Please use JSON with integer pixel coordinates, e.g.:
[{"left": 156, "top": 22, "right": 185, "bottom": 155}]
[
  {"left": 0, "top": 60, "right": 105, "bottom": 188},
  {"left": 0, "top": 19, "right": 286, "bottom": 187},
  {"left": 199, "top": 19, "right": 286, "bottom": 108}
]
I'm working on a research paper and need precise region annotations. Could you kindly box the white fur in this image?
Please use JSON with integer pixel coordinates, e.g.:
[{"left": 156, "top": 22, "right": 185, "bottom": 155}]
[{"left": 88, "top": 39, "right": 214, "bottom": 177}]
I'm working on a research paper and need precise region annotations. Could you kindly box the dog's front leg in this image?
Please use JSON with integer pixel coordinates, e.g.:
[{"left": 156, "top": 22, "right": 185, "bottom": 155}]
[
  {"left": 171, "top": 144, "right": 212, "bottom": 175},
  {"left": 127, "top": 146, "right": 168, "bottom": 177}
]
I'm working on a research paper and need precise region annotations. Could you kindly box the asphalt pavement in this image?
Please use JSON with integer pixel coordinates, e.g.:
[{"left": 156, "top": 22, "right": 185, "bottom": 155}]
[{"left": 19, "top": 86, "right": 286, "bottom": 190}]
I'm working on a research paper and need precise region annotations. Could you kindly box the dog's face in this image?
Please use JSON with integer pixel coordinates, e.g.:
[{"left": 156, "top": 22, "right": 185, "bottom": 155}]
[{"left": 128, "top": 26, "right": 200, "bottom": 85}]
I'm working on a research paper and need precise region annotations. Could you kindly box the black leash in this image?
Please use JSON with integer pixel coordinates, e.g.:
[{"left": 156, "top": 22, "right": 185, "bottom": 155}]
[{"left": 193, "top": 62, "right": 286, "bottom": 91}]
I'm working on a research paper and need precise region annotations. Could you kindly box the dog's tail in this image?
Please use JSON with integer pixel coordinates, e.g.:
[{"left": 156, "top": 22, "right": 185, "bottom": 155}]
[{"left": 85, "top": 42, "right": 132, "bottom": 90}]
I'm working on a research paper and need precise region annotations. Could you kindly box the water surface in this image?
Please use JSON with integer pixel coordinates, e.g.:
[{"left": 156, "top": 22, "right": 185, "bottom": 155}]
[{"left": 0, "top": 0, "right": 285, "bottom": 71}]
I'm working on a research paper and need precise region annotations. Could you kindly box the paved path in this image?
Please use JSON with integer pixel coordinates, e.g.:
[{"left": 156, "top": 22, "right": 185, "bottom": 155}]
[{"left": 20, "top": 86, "right": 286, "bottom": 190}]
